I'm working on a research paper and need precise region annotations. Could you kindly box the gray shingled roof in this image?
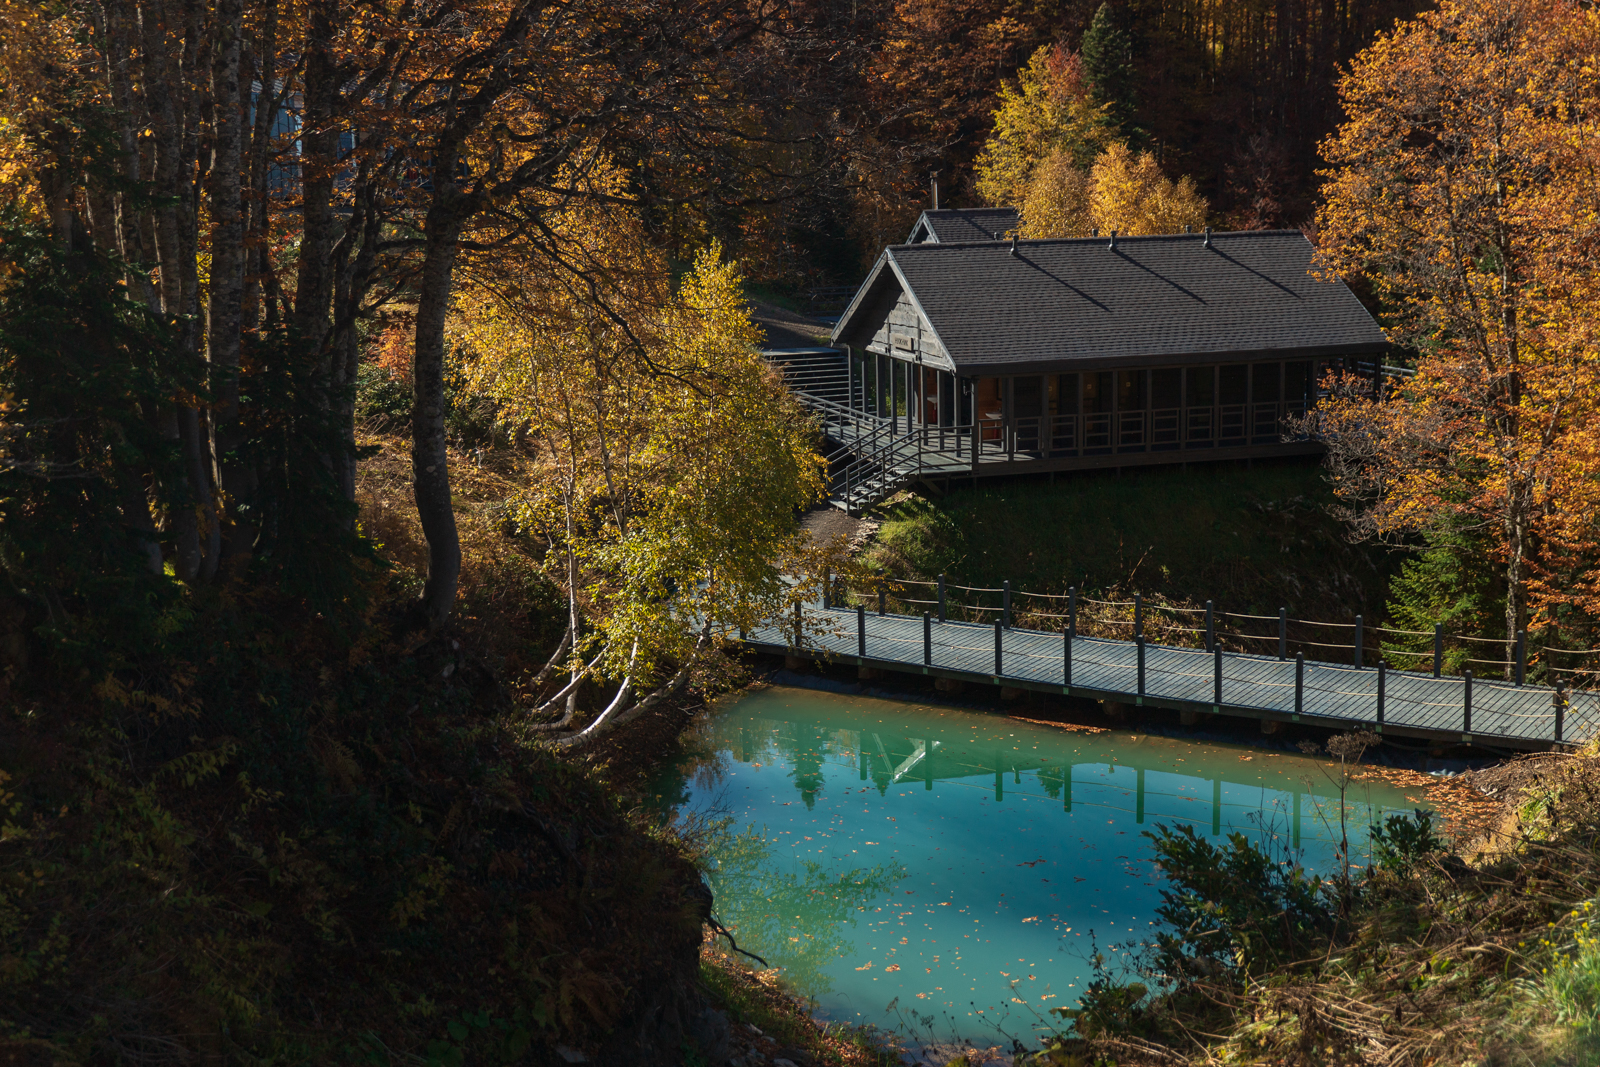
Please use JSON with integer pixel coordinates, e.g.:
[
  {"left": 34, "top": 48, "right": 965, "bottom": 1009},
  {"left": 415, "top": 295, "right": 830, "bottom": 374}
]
[
  {"left": 833, "top": 230, "right": 1388, "bottom": 376},
  {"left": 908, "top": 208, "right": 1020, "bottom": 244}
]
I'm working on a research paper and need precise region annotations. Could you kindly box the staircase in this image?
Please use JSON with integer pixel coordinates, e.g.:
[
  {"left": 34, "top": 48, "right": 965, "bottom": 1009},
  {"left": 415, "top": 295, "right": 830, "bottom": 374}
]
[{"left": 762, "top": 347, "right": 929, "bottom": 515}]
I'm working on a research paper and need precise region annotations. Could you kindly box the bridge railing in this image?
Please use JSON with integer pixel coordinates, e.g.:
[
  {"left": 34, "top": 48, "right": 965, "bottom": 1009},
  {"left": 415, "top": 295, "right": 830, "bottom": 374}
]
[{"left": 821, "top": 574, "right": 1600, "bottom": 693}]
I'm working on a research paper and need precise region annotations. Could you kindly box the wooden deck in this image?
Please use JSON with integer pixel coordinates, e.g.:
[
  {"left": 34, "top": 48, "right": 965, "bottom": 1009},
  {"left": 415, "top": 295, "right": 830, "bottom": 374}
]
[{"left": 739, "top": 605, "right": 1594, "bottom": 751}]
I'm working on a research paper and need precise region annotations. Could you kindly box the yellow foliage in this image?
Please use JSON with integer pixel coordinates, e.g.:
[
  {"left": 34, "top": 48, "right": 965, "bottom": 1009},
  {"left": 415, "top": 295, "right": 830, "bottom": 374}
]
[
  {"left": 973, "top": 44, "right": 1114, "bottom": 211},
  {"left": 1087, "top": 144, "right": 1208, "bottom": 236},
  {"left": 1018, "top": 143, "right": 1208, "bottom": 239},
  {"left": 452, "top": 168, "right": 824, "bottom": 690}
]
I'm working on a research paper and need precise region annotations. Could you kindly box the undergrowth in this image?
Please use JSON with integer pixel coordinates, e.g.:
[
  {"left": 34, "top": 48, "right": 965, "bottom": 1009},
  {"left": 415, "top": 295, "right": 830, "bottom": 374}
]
[{"left": 1019, "top": 739, "right": 1600, "bottom": 1066}]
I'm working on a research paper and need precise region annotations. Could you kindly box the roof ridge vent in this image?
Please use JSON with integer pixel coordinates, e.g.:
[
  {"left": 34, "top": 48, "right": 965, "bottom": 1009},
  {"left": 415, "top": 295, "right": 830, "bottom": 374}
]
[
  {"left": 1108, "top": 229, "right": 1118, "bottom": 250},
  {"left": 1203, "top": 226, "right": 1212, "bottom": 249},
  {"left": 1010, "top": 231, "right": 1018, "bottom": 256}
]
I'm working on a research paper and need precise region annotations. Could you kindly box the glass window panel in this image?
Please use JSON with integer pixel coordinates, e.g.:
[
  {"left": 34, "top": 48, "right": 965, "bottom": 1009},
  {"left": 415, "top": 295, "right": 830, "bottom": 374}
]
[
  {"left": 1252, "top": 362, "right": 1281, "bottom": 403},
  {"left": 1013, "top": 376, "right": 1044, "bottom": 418},
  {"left": 1219, "top": 364, "right": 1248, "bottom": 405},
  {"left": 1117, "top": 370, "right": 1145, "bottom": 411},
  {"left": 1151, "top": 369, "right": 1181, "bottom": 409}
]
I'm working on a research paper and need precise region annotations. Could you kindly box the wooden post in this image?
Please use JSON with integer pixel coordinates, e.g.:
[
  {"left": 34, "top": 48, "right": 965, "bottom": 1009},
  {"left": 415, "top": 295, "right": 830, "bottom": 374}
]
[
  {"left": 1135, "top": 594, "right": 1143, "bottom": 639},
  {"left": 1137, "top": 635, "right": 1146, "bottom": 697},
  {"left": 1213, "top": 646, "right": 1222, "bottom": 706},
  {"left": 878, "top": 589, "right": 886, "bottom": 616},
  {"left": 994, "top": 620, "right": 1003, "bottom": 677},
  {"left": 1555, "top": 678, "right": 1567, "bottom": 743},
  {"left": 1063, "top": 625, "right": 1072, "bottom": 686},
  {"left": 857, "top": 604, "right": 866, "bottom": 659},
  {"left": 1433, "top": 624, "right": 1443, "bottom": 678},
  {"left": 1377, "top": 660, "right": 1386, "bottom": 727},
  {"left": 1353, "top": 614, "right": 1363, "bottom": 668},
  {"left": 1068, "top": 586, "right": 1077, "bottom": 638},
  {"left": 1516, "top": 629, "right": 1526, "bottom": 686},
  {"left": 1205, "top": 600, "right": 1214, "bottom": 652},
  {"left": 1278, "top": 608, "right": 1287, "bottom": 661},
  {"left": 938, "top": 574, "right": 946, "bottom": 622},
  {"left": 1463, "top": 669, "right": 1473, "bottom": 734},
  {"left": 923, "top": 611, "right": 932, "bottom": 666},
  {"left": 822, "top": 569, "right": 830, "bottom": 610},
  {"left": 1295, "top": 652, "right": 1304, "bottom": 715},
  {"left": 1003, "top": 580, "right": 1011, "bottom": 628}
]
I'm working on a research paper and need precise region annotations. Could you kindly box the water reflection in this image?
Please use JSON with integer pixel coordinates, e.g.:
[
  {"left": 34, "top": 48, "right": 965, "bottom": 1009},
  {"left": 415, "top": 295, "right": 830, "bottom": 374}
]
[{"left": 660, "top": 686, "right": 1424, "bottom": 1044}]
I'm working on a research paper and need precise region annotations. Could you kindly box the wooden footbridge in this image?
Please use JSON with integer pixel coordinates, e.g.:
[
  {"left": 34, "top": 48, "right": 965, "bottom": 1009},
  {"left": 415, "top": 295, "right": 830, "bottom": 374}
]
[{"left": 738, "top": 601, "right": 1595, "bottom": 752}]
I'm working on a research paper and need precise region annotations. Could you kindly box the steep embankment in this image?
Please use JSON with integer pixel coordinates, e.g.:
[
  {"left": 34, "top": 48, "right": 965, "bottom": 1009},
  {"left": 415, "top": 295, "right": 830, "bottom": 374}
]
[{"left": 864, "top": 461, "right": 1396, "bottom": 623}]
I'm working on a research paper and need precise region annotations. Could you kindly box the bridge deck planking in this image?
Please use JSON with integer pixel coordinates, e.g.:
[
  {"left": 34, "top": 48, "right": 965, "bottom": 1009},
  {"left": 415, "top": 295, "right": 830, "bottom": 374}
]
[{"left": 743, "top": 605, "right": 1598, "bottom": 750}]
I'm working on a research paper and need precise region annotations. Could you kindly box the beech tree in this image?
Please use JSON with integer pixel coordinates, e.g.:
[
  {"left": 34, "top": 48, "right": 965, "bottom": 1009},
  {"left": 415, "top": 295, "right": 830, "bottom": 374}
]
[{"left": 1310, "top": 0, "right": 1600, "bottom": 666}]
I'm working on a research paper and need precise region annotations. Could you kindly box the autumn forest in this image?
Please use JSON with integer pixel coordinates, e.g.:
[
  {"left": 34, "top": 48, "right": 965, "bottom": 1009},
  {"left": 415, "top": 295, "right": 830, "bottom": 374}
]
[{"left": 4, "top": 0, "right": 1600, "bottom": 1062}]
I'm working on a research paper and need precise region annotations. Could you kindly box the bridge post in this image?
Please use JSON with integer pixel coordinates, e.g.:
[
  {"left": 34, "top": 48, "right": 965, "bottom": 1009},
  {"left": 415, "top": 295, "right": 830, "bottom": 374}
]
[
  {"left": 1064, "top": 626, "right": 1072, "bottom": 686},
  {"left": 924, "top": 611, "right": 932, "bottom": 666},
  {"left": 1433, "top": 624, "right": 1443, "bottom": 678},
  {"left": 1003, "top": 581, "right": 1011, "bottom": 628},
  {"left": 1279, "top": 608, "right": 1288, "bottom": 661},
  {"left": 1295, "top": 652, "right": 1304, "bottom": 716},
  {"left": 938, "top": 574, "right": 946, "bottom": 622},
  {"left": 1516, "top": 630, "right": 1526, "bottom": 686},
  {"left": 1463, "top": 670, "right": 1473, "bottom": 734},
  {"left": 1135, "top": 594, "right": 1143, "bottom": 639},
  {"left": 1353, "top": 614, "right": 1363, "bottom": 668},
  {"left": 1377, "top": 660, "right": 1386, "bottom": 728},
  {"left": 1555, "top": 678, "right": 1567, "bottom": 743},
  {"left": 1205, "top": 600, "right": 1215, "bottom": 652},
  {"left": 794, "top": 601, "right": 803, "bottom": 648},
  {"left": 1068, "top": 587, "right": 1077, "bottom": 638},
  {"left": 858, "top": 604, "right": 866, "bottom": 659},
  {"left": 994, "top": 621, "right": 1003, "bottom": 677},
  {"left": 878, "top": 589, "right": 886, "bottom": 616},
  {"left": 1214, "top": 647, "right": 1222, "bottom": 706},
  {"left": 1136, "top": 636, "right": 1146, "bottom": 697}
]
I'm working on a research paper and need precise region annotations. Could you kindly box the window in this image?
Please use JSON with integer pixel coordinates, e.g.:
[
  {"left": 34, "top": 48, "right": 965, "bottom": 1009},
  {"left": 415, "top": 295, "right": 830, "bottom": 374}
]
[
  {"left": 1252, "top": 363, "right": 1281, "bottom": 403},
  {"left": 1186, "top": 367, "right": 1214, "bottom": 407},
  {"left": 1151, "top": 369, "right": 1181, "bottom": 410},
  {"left": 1117, "top": 370, "right": 1145, "bottom": 412},
  {"left": 1219, "top": 364, "right": 1248, "bottom": 405}
]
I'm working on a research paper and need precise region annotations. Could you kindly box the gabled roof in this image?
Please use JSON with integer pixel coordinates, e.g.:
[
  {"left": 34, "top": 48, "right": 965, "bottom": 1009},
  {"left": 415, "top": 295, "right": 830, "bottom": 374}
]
[
  {"left": 832, "top": 230, "right": 1388, "bottom": 376},
  {"left": 906, "top": 207, "right": 1019, "bottom": 244}
]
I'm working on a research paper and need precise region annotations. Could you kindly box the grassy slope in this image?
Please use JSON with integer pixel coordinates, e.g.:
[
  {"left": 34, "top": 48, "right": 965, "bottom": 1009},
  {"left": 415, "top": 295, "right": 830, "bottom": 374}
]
[{"left": 865, "top": 459, "right": 1398, "bottom": 622}]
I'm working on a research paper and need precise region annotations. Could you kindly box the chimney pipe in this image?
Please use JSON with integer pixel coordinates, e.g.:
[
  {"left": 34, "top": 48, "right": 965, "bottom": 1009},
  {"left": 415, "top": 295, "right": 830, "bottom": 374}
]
[
  {"left": 931, "top": 175, "right": 940, "bottom": 210},
  {"left": 1203, "top": 226, "right": 1212, "bottom": 249},
  {"left": 1010, "top": 232, "right": 1018, "bottom": 256},
  {"left": 1109, "top": 229, "right": 1118, "bottom": 250}
]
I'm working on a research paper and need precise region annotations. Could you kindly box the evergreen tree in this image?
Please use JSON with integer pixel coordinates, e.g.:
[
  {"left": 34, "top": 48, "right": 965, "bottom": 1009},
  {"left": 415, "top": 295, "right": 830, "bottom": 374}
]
[{"left": 1080, "top": 3, "right": 1138, "bottom": 140}]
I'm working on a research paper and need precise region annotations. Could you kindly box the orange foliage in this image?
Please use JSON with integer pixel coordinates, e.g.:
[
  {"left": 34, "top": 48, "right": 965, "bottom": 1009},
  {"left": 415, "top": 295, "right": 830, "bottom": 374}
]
[{"left": 1312, "top": 0, "right": 1600, "bottom": 644}]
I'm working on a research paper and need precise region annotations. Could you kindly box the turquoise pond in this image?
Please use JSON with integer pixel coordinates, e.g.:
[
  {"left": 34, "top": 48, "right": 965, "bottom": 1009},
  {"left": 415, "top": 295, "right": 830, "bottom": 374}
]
[{"left": 654, "top": 685, "right": 1430, "bottom": 1047}]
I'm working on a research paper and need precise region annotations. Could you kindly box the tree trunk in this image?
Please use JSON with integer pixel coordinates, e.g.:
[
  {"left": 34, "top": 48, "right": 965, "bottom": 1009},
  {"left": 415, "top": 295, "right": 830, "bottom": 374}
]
[
  {"left": 206, "top": 0, "right": 244, "bottom": 576},
  {"left": 141, "top": 0, "right": 209, "bottom": 582},
  {"left": 293, "top": 0, "right": 338, "bottom": 352},
  {"left": 412, "top": 205, "right": 466, "bottom": 627}
]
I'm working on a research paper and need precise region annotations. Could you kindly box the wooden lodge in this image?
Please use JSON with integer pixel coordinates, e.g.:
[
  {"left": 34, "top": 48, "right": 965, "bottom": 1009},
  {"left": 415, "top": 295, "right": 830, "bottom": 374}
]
[{"left": 765, "top": 214, "right": 1390, "bottom": 512}]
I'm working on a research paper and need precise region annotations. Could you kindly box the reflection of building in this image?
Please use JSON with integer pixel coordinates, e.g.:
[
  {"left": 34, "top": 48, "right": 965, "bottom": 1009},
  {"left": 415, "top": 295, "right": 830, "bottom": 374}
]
[{"left": 841, "top": 723, "right": 1361, "bottom": 850}]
